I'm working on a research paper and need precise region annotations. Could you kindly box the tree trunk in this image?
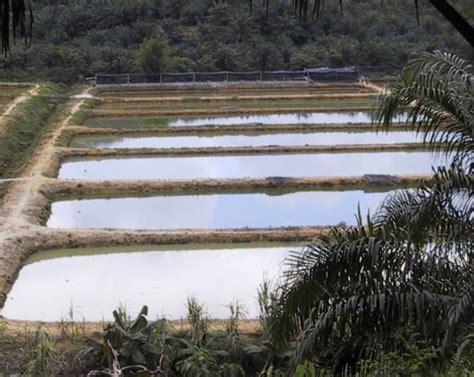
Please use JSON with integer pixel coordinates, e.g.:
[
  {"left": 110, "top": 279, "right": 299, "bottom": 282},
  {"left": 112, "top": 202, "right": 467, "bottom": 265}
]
[{"left": 428, "top": 0, "right": 474, "bottom": 48}]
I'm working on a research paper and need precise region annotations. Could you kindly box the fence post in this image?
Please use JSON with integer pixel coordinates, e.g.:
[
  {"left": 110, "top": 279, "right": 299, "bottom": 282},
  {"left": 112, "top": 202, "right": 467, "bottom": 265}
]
[
  {"left": 160, "top": 73, "right": 163, "bottom": 84},
  {"left": 95, "top": 74, "right": 98, "bottom": 85},
  {"left": 260, "top": 71, "right": 263, "bottom": 81},
  {"left": 193, "top": 72, "right": 196, "bottom": 82},
  {"left": 127, "top": 74, "right": 130, "bottom": 85},
  {"left": 226, "top": 72, "right": 229, "bottom": 82}
]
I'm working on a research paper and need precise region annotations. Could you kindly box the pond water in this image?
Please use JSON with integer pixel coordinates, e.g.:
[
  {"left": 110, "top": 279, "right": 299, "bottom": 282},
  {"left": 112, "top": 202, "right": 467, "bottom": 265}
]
[
  {"left": 85, "top": 111, "right": 376, "bottom": 128},
  {"left": 70, "top": 131, "right": 421, "bottom": 149},
  {"left": 1, "top": 245, "right": 292, "bottom": 321},
  {"left": 58, "top": 152, "right": 435, "bottom": 180},
  {"left": 47, "top": 190, "right": 394, "bottom": 229}
]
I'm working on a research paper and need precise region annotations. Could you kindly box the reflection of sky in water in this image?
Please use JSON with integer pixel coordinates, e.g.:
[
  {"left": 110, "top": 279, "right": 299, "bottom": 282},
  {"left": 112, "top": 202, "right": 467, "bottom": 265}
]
[
  {"left": 58, "top": 152, "right": 436, "bottom": 180},
  {"left": 2, "top": 247, "right": 289, "bottom": 321},
  {"left": 47, "top": 191, "right": 394, "bottom": 229},
  {"left": 71, "top": 131, "right": 422, "bottom": 149},
  {"left": 166, "top": 112, "right": 372, "bottom": 126}
]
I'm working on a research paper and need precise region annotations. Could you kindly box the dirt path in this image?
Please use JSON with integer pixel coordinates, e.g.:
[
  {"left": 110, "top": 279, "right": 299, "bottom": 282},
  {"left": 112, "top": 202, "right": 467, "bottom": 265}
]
[
  {"left": 0, "top": 90, "right": 88, "bottom": 228},
  {"left": 0, "top": 84, "right": 40, "bottom": 131}
]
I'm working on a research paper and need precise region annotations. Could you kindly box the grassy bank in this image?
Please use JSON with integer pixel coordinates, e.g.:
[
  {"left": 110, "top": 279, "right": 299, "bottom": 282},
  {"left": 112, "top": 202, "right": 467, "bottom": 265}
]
[{"left": 0, "top": 84, "right": 67, "bottom": 196}]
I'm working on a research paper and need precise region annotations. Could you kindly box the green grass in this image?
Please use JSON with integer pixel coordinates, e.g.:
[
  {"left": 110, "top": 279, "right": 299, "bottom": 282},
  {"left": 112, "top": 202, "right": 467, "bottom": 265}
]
[
  {"left": 0, "top": 83, "right": 67, "bottom": 184},
  {"left": 0, "top": 85, "right": 32, "bottom": 96}
]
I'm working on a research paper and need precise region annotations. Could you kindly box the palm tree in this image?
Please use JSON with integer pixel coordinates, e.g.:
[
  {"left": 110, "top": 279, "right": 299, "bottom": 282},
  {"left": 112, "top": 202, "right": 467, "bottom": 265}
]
[
  {"left": 268, "top": 51, "right": 473, "bottom": 373},
  {"left": 1, "top": 0, "right": 33, "bottom": 55}
]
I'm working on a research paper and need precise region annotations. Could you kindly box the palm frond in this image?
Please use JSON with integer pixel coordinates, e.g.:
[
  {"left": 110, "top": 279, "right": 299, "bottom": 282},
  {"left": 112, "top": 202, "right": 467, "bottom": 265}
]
[{"left": 376, "top": 51, "right": 473, "bottom": 162}]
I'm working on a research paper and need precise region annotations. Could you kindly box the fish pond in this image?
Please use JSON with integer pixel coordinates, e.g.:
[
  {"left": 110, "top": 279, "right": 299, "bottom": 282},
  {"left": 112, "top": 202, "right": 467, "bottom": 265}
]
[
  {"left": 70, "top": 131, "right": 422, "bottom": 149},
  {"left": 58, "top": 152, "right": 436, "bottom": 180},
  {"left": 47, "top": 190, "right": 395, "bottom": 230},
  {"left": 84, "top": 111, "right": 376, "bottom": 128},
  {"left": 2, "top": 245, "right": 292, "bottom": 321}
]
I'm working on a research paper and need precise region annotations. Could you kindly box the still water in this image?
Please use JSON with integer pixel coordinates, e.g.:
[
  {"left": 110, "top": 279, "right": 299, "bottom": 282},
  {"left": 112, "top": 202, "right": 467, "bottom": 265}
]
[
  {"left": 47, "top": 190, "right": 393, "bottom": 229},
  {"left": 58, "top": 152, "right": 435, "bottom": 180},
  {"left": 2, "top": 245, "right": 291, "bottom": 321},
  {"left": 71, "top": 131, "right": 421, "bottom": 149},
  {"left": 85, "top": 111, "right": 375, "bottom": 128}
]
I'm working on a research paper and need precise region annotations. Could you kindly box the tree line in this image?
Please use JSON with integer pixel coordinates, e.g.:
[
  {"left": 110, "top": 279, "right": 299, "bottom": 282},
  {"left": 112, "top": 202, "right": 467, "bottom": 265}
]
[{"left": 0, "top": 0, "right": 472, "bottom": 84}]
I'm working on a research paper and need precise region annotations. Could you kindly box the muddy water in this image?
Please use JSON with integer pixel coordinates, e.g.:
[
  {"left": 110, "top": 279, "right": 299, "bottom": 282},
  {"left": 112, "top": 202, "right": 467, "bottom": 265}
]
[
  {"left": 47, "top": 190, "right": 394, "bottom": 229},
  {"left": 70, "top": 131, "right": 422, "bottom": 149},
  {"left": 2, "top": 245, "right": 292, "bottom": 321},
  {"left": 85, "top": 111, "right": 376, "bottom": 128},
  {"left": 58, "top": 152, "right": 435, "bottom": 180}
]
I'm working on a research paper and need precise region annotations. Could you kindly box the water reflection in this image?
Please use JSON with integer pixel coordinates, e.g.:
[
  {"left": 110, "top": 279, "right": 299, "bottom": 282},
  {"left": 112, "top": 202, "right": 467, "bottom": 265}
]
[
  {"left": 58, "top": 152, "right": 436, "bottom": 180},
  {"left": 86, "top": 111, "right": 376, "bottom": 128},
  {"left": 47, "top": 190, "right": 394, "bottom": 229},
  {"left": 167, "top": 112, "right": 373, "bottom": 126},
  {"left": 71, "top": 131, "right": 422, "bottom": 149},
  {"left": 2, "top": 246, "right": 290, "bottom": 321}
]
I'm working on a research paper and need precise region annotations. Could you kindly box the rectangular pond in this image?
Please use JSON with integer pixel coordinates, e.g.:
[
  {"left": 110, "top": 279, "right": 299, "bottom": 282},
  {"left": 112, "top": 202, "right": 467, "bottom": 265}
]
[
  {"left": 100, "top": 86, "right": 374, "bottom": 98},
  {"left": 58, "top": 151, "right": 436, "bottom": 180},
  {"left": 70, "top": 131, "right": 422, "bottom": 149},
  {"left": 97, "top": 98, "right": 373, "bottom": 111},
  {"left": 84, "top": 111, "right": 376, "bottom": 128},
  {"left": 47, "top": 190, "right": 394, "bottom": 230},
  {"left": 1, "top": 244, "right": 291, "bottom": 321}
]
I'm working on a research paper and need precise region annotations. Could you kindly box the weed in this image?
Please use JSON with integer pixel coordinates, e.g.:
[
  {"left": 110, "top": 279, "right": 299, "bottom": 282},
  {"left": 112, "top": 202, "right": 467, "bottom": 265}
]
[
  {"left": 21, "top": 326, "right": 58, "bottom": 376},
  {"left": 186, "top": 296, "right": 209, "bottom": 347}
]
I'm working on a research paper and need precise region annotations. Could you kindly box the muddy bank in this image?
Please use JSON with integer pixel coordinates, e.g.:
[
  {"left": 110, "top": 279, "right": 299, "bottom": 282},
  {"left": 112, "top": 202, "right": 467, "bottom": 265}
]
[
  {"left": 93, "top": 82, "right": 366, "bottom": 95},
  {"left": 58, "top": 143, "right": 428, "bottom": 159},
  {"left": 43, "top": 175, "right": 430, "bottom": 199},
  {"left": 101, "top": 92, "right": 375, "bottom": 103}
]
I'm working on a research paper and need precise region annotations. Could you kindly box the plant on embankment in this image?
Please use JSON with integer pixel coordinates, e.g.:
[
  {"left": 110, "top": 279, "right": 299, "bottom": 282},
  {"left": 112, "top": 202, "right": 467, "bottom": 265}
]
[
  {"left": 267, "top": 51, "right": 473, "bottom": 374},
  {"left": 21, "top": 326, "right": 59, "bottom": 376},
  {"left": 0, "top": 83, "right": 67, "bottom": 182}
]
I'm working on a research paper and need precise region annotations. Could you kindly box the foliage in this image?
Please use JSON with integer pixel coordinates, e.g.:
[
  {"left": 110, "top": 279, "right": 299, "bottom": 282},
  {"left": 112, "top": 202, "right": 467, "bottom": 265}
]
[
  {"left": 225, "top": 301, "right": 246, "bottom": 362},
  {"left": 137, "top": 33, "right": 171, "bottom": 73},
  {"left": 267, "top": 50, "right": 473, "bottom": 373},
  {"left": 78, "top": 305, "right": 168, "bottom": 374},
  {"left": 186, "top": 296, "right": 209, "bottom": 347},
  {"left": 258, "top": 279, "right": 278, "bottom": 340},
  {"left": 21, "top": 326, "right": 58, "bottom": 377},
  {"left": 0, "top": 0, "right": 472, "bottom": 83}
]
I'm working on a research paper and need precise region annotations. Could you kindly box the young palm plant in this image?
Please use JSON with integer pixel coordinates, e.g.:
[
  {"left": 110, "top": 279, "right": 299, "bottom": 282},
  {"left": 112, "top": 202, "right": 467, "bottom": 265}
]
[{"left": 268, "top": 50, "right": 473, "bottom": 373}]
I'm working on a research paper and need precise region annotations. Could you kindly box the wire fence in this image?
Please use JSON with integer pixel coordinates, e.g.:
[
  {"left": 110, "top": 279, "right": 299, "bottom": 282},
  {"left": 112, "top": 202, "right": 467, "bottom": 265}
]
[{"left": 88, "top": 68, "right": 360, "bottom": 86}]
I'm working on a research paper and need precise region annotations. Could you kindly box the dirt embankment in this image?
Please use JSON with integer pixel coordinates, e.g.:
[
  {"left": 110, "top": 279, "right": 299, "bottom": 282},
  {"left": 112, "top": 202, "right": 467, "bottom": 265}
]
[
  {"left": 58, "top": 143, "right": 428, "bottom": 160},
  {"left": 43, "top": 175, "right": 430, "bottom": 200},
  {"left": 92, "top": 81, "right": 367, "bottom": 95},
  {"left": 101, "top": 92, "right": 376, "bottom": 103}
]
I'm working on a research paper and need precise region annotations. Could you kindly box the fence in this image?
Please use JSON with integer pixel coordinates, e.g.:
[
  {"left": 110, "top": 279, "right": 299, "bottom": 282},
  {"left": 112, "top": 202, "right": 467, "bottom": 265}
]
[{"left": 89, "top": 68, "right": 360, "bottom": 86}]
